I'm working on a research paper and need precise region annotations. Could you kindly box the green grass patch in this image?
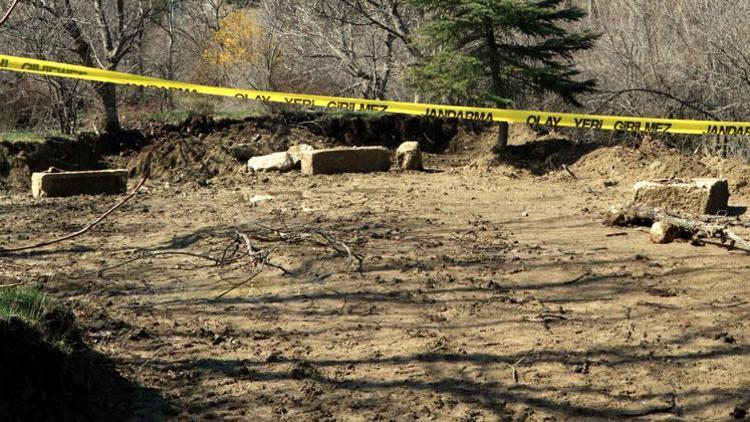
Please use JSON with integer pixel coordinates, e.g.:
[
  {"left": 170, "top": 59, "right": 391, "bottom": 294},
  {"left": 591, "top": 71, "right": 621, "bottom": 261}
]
[
  {"left": 144, "top": 109, "right": 190, "bottom": 124},
  {"left": 213, "top": 109, "right": 262, "bottom": 120},
  {"left": 0, "top": 286, "right": 48, "bottom": 321},
  {"left": 317, "top": 109, "right": 389, "bottom": 120},
  {"left": 0, "top": 131, "right": 47, "bottom": 143},
  {"left": 144, "top": 108, "right": 263, "bottom": 124},
  {"left": 0, "top": 287, "right": 79, "bottom": 352},
  {"left": 0, "top": 131, "right": 75, "bottom": 143}
]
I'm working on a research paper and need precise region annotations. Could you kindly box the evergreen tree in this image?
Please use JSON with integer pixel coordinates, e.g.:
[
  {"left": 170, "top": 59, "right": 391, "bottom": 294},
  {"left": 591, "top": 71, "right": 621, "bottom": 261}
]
[{"left": 406, "top": 0, "right": 598, "bottom": 149}]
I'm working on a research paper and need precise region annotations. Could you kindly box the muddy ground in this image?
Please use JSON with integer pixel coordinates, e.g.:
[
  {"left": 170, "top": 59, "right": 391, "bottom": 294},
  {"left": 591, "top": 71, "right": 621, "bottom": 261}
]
[{"left": 2, "top": 123, "right": 750, "bottom": 421}]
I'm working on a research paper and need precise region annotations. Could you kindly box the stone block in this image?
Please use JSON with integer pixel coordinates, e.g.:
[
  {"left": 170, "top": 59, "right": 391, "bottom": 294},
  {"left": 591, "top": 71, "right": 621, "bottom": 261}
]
[
  {"left": 633, "top": 178, "right": 729, "bottom": 215},
  {"left": 396, "top": 142, "right": 423, "bottom": 171},
  {"left": 32, "top": 169, "right": 128, "bottom": 198},
  {"left": 301, "top": 147, "right": 391, "bottom": 175}
]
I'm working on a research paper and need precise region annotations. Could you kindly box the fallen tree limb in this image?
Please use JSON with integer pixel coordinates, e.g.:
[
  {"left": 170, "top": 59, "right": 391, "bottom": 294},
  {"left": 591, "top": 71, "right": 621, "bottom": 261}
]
[
  {"left": 0, "top": 0, "right": 20, "bottom": 27},
  {"left": 0, "top": 175, "right": 148, "bottom": 254},
  {"left": 605, "top": 203, "right": 750, "bottom": 251}
]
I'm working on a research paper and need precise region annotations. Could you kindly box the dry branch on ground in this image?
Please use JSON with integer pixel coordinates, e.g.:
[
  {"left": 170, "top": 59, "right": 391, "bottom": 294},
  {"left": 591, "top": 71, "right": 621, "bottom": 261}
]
[
  {"left": 605, "top": 203, "right": 750, "bottom": 251},
  {"left": 96, "top": 222, "right": 364, "bottom": 300}
]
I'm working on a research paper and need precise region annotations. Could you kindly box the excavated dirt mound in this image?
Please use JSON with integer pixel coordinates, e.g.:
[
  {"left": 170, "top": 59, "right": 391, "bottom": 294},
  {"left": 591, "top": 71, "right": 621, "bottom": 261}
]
[
  {"left": 127, "top": 112, "right": 465, "bottom": 182},
  {"left": 459, "top": 133, "right": 750, "bottom": 196},
  {"left": 0, "top": 137, "right": 107, "bottom": 191},
  {"left": 127, "top": 114, "right": 336, "bottom": 183},
  {"left": 1, "top": 112, "right": 467, "bottom": 189},
  {"left": 501, "top": 138, "right": 598, "bottom": 175},
  {"left": 566, "top": 137, "right": 750, "bottom": 193},
  {"left": 128, "top": 135, "right": 244, "bottom": 184},
  {"left": 137, "top": 112, "right": 464, "bottom": 153}
]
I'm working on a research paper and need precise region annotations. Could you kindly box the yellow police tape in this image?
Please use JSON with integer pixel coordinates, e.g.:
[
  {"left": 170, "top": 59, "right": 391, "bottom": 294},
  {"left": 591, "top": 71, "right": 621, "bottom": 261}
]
[{"left": 1, "top": 53, "right": 748, "bottom": 136}]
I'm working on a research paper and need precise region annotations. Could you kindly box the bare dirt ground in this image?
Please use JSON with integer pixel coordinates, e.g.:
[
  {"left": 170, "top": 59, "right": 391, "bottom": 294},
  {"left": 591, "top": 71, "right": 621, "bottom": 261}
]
[{"left": 2, "top": 130, "right": 750, "bottom": 421}]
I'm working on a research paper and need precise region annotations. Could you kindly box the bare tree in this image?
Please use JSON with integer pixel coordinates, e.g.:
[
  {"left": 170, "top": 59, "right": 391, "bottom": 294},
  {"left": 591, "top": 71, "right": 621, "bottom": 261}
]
[
  {"left": 261, "top": 0, "right": 419, "bottom": 99},
  {"left": 17, "top": 0, "right": 153, "bottom": 132}
]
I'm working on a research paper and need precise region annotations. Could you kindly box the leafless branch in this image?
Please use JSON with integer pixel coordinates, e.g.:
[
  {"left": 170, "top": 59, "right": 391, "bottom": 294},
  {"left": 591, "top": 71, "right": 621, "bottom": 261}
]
[{"left": 0, "top": 0, "right": 20, "bottom": 27}]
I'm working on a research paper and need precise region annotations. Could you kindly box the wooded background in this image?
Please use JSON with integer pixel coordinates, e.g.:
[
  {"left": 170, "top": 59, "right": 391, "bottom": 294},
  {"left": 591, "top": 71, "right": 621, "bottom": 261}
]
[{"left": 0, "top": 0, "right": 747, "bottom": 158}]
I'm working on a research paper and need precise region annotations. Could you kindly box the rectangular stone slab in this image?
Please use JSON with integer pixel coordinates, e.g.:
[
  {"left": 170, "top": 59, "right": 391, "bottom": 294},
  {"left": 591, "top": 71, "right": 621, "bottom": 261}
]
[
  {"left": 633, "top": 178, "right": 729, "bottom": 215},
  {"left": 32, "top": 170, "right": 129, "bottom": 198},
  {"left": 301, "top": 147, "right": 391, "bottom": 175}
]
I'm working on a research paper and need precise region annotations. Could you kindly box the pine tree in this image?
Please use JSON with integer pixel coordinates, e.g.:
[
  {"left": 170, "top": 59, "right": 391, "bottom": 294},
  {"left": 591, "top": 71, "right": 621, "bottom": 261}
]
[{"left": 406, "top": 0, "right": 598, "bottom": 149}]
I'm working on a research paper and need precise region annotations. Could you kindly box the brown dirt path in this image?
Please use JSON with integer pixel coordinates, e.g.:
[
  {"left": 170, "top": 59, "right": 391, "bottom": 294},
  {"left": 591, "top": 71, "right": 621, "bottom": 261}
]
[{"left": 2, "top": 144, "right": 750, "bottom": 421}]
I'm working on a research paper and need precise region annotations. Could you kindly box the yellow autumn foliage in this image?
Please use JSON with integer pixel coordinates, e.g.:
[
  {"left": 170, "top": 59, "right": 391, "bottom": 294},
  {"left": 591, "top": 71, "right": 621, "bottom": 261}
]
[{"left": 203, "top": 10, "right": 263, "bottom": 66}]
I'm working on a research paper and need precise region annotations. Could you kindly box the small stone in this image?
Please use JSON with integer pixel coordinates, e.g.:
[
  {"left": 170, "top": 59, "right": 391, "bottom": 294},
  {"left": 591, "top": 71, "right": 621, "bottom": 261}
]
[
  {"left": 650, "top": 221, "right": 678, "bottom": 244},
  {"left": 396, "top": 141, "right": 423, "bottom": 171},
  {"left": 129, "top": 328, "right": 151, "bottom": 341},
  {"left": 248, "top": 152, "right": 295, "bottom": 172},
  {"left": 714, "top": 332, "right": 737, "bottom": 344},
  {"left": 247, "top": 194, "right": 274, "bottom": 204}
]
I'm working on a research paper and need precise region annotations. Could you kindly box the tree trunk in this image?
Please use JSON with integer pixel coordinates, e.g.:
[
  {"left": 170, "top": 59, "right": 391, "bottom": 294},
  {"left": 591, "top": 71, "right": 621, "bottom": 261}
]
[
  {"left": 496, "top": 122, "right": 509, "bottom": 151},
  {"left": 485, "top": 26, "right": 509, "bottom": 152},
  {"left": 95, "top": 83, "right": 121, "bottom": 132}
]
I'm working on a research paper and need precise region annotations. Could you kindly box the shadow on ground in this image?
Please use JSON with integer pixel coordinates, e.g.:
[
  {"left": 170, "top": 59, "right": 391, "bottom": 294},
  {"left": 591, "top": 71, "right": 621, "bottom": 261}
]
[
  {"left": 0, "top": 317, "right": 174, "bottom": 421},
  {"left": 500, "top": 138, "right": 600, "bottom": 175}
]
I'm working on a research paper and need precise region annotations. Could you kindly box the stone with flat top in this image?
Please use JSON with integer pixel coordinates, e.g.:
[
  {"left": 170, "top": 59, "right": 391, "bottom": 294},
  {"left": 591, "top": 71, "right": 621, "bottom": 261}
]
[
  {"left": 301, "top": 147, "right": 391, "bottom": 175},
  {"left": 633, "top": 178, "right": 729, "bottom": 215},
  {"left": 31, "top": 169, "right": 128, "bottom": 198}
]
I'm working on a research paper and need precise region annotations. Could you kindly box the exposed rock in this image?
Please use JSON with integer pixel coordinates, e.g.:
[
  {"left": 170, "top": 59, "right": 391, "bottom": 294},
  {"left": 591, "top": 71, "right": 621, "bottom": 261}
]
[
  {"left": 396, "top": 141, "right": 423, "bottom": 171},
  {"left": 633, "top": 178, "right": 730, "bottom": 215},
  {"left": 287, "top": 144, "right": 314, "bottom": 167},
  {"left": 31, "top": 169, "right": 128, "bottom": 198},
  {"left": 247, "top": 194, "right": 274, "bottom": 204},
  {"left": 247, "top": 152, "right": 295, "bottom": 173},
  {"left": 650, "top": 221, "right": 677, "bottom": 244},
  {"left": 301, "top": 147, "right": 391, "bottom": 175}
]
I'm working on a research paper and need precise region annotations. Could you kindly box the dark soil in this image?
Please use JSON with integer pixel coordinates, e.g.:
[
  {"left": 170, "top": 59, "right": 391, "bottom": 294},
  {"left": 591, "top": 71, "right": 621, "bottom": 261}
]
[
  {"left": 137, "top": 112, "right": 466, "bottom": 153},
  {"left": 0, "top": 315, "right": 169, "bottom": 421},
  {"left": 1, "top": 112, "right": 469, "bottom": 189},
  {"left": 0, "top": 136, "right": 108, "bottom": 190},
  {"left": 501, "top": 137, "right": 600, "bottom": 175}
]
